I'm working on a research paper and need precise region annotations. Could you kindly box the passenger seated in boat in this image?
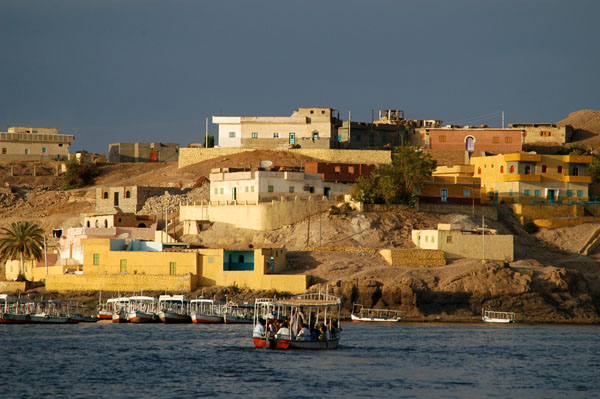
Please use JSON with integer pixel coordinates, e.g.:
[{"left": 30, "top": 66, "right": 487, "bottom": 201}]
[
  {"left": 275, "top": 321, "right": 291, "bottom": 340},
  {"left": 253, "top": 318, "right": 266, "bottom": 338},
  {"left": 297, "top": 323, "right": 311, "bottom": 341},
  {"left": 318, "top": 324, "right": 330, "bottom": 341},
  {"left": 310, "top": 323, "right": 320, "bottom": 341}
]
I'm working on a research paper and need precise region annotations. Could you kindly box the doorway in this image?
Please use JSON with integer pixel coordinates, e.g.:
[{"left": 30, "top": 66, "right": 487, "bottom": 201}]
[
  {"left": 324, "top": 187, "right": 331, "bottom": 200},
  {"left": 289, "top": 133, "right": 295, "bottom": 145},
  {"left": 232, "top": 187, "right": 237, "bottom": 201},
  {"left": 440, "top": 188, "right": 448, "bottom": 203},
  {"left": 465, "top": 136, "right": 475, "bottom": 151}
]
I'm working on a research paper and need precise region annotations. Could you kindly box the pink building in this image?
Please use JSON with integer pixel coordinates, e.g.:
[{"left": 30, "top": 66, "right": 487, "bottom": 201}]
[{"left": 423, "top": 128, "right": 523, "bottom": 153}]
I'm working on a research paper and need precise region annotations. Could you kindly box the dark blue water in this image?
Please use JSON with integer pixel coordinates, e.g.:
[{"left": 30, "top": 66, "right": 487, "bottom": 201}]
[{"left": 1, "top": 322, "right": 598, "bottom": 399}]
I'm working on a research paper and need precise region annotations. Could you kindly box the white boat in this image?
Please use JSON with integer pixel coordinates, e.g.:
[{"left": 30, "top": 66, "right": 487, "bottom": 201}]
[
  {"left": 190, "top": 299, "right": 224, "bottom": 324},
  {"left": 350, "top": 304, "right": 404, "bottom": 322},
  {"left": 224, "top": 303, "right": 254, "bottom": 324},
  {"left": 157, "top": 295, "right": 191, "bottom": 323},
  {"left": 128, "top": 296, "right": 158, "bottom": 323},
  {"left": 253, "top": 291, "right": 341, "bottom": 350},
  {"left": 107, "top": 297, "right": 130, "bottom": 323},
  {"left": 482, "top": 308, "right": 516, "bottom": 323}
]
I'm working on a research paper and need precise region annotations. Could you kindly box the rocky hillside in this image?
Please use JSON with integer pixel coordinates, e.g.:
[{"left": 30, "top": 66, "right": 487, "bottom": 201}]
[{"left": 559, "top": 109, "right": 600, "bottom": 148}]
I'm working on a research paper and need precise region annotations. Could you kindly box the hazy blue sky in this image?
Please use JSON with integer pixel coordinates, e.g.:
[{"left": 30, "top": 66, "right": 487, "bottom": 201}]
[{"left": 1, "top": 0, "right": 599, "bottom": 153}]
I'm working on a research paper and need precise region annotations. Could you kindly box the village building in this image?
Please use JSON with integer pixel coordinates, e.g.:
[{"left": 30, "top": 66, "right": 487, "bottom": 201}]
[
  {"left": 469, "top": 153, "right": 592, "bottom": 204},
  {"left": 304, "top": 161, "right": 376, "bottom": 183},
  {"left": 108, "top": 142, "right": 179, "bottom": 162},
  {"left": 418, "top": 173, "right": 482, "bottom": 205},
  {"left": 209, "top": 168, "right": 352, "bottom": 203},
  {"left": 95, "top": 186, "right": 189, "bottom": 214},
  {"left": 213, "top": 107, "right": 342, "bottom": 149},
  {"left": 412, "top": 126, "right": 523, "bottom": 153},
  {"left": 412, "top": 223, "right": 514, "bottom": 262},
  {"left": 510, "top": 123, "right": 573, "bottom": 145},
  {"left": 44, "top": 238, "right": 307, "bottom": 294},
  {"left": 0, "top": 126, "right": 74, "bottom": 160}
]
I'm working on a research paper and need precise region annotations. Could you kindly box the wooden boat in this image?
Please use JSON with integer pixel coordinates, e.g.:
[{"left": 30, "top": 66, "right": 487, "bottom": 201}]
[
  {"left": 190, "top": 299, "right": 224, "bottom": 324},
  {"left": 224, "top": 303, "right": 253, "bottom": 324},
  {"left": 482, "top": 308, "right": 516, "bottom": 323},
  {"left": 128, "top": 296, "right": 158, "bottom": 323},
  {"left": 0, "top": 294, "right": 30, "bottom": 324},
  {"left": 350, "top": 304, "right": 404, "bottom": 322},
  {"left": 252, "top": 291, "right": 341, "bottom": 350},
  {"left": 108, "top": 297, "right": 131, "bottom": 323},
  {"left": 0, "top": 295, "right": 77, "bottom": 324},
  {"left": 157, "top": 295, "right": 191, "bottom": 323}
]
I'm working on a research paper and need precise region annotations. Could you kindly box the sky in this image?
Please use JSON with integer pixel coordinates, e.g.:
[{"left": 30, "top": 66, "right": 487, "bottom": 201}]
[{"left": 1, "top": 0, "right": 599, "bottom": 153}]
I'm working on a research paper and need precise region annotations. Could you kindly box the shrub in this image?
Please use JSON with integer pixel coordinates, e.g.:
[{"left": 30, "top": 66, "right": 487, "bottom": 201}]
[{"left": 523, "top": 222, "right": 539, "bottom": 234}]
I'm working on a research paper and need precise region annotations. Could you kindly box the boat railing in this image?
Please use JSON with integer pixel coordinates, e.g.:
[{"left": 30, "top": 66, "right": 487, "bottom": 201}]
[{"left": 482, "top": 309, "right": 516, "bottom": 320}]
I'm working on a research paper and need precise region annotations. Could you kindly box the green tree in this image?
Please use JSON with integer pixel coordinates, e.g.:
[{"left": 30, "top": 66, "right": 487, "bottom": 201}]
[
  {"left": 63, "top": 159, "right": 99, "bottom": 189},
  {"left": 590, "top": 156, "right": 600, "bottom": 183},
  {"left": 353, "top": 145, "right": 436, "bottom": 205},
  {"left": 203, "top": 135, "right": 215, "bottom": 148},
  {"left": 0, "top": 221, "right": 45, "bottom": 277}
]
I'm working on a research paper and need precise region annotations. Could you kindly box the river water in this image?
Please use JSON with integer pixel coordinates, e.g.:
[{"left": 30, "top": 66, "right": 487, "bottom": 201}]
[{"left": 1, "top": 322, "right": 598, "bottom": 399}]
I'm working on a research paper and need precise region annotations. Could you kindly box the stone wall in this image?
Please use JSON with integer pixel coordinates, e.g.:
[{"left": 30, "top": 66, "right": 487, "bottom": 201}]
[
  {"left": 0, "top": 281, "right": 27, "bottom": 293},
  {"left": 418, "top": 203, "right": 498, "bottom": 220},
  {"left": 46, "top": 273, "right": 197, "bottom": 293},
  {"left": 178, "top": 148, "right": 392, "bottom": 169},
  {"left": 512, "top": 203, "right": 582, "bottom": 222},
  {"left": 379, "top": 249, "right": 446, "bottom": 267},
  {"left": 533, "top": 217, "right": 600, "bottom": 229}
]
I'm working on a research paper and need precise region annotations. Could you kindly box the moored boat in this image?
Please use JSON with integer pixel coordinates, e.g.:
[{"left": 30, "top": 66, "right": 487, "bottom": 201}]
[
  {"left": 224, "top": 303, "right": 253, "bottom": 324},
  {"left": 482, "top": 308, "right": 516, "bottom": 323},
  {"left": 128, "top": 296, "right": 158, "bottom": 323},
  {"left": 190, "top": 299, "right": 224, "bottom": 324},
  {"left": 252, "top": 291, "right": 341, "bottom": 350},
  {"left": 157, "top": 295, "right": 191, "bottom": 323},
  {"left": 108, "top": 297, "right": 131, "bottom": 323},
  {"left": 350, "top": 304, "right": 404, "bottom": 322}
]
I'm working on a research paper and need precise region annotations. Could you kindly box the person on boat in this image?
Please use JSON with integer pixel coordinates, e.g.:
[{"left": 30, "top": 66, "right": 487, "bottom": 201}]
[
  {"left": 253, "top": 318, "right": 266, "bottom": 338},
  {"left": 296, "top": 323, "right": 311, "bottom": 341},
  {"left": 318, "top": 324, "right": 330, "bottom": 341},
  {"left": 310, "top": 323, "right": 320, "bottom": 341},
  {"left": 275, "top": 321, "right": 291, "bottom": 340}
]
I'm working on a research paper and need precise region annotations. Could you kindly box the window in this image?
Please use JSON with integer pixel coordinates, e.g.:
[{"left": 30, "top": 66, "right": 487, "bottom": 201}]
[
  {"left": 542, "top": 165, "right": 547, "bottom": 173},
  {"left": 573, "top": 167, "right": 579, "bottom": 176},
  {"left": 208, "top": 256, "right": 214, "bottom": 263},
  {"left": 125, "top": 190, "right": 131, "bottom": 198},
  {"left": 348, "top": 166, "right": 355, "bottom": 174},
  {"left": 382, "top": 135, "right": 387, "bottom": 142},
  {"left": 93, "top": 253, "right": 100, "bottom": 266},
  {"left": 120, "top": 259, "right": 127, "bottom": 273},
  {"left": 252, "top": 132, "right": 258, "bottom": 139},
  {"left": 525, "top": 165, "right": 531, "bottom": 175},
  {"left": 524, "top": 189, "right": 530, "bottom": 197},
  {"left": 463, "top": 189, "right": 471, "bottom": 197},
  {"left": 229, "top": 132, "right": 236, "bottom": 138},
  {"left": 558, "top": 166, "right": 563, "bottom": 174},
  {"left": 273, "top": 133, "right": 280, "bottom": 138},
  {"left": 446, "top": 236, "right": 453, "bottom": 244},
  {"left": 103, "top": 192, "right": 108, "bottom": 199},
  {"left": 250, "top": 186, "right": 254, "bottom": 192},
  {"left": 289, "top": 186, "right": 294, "bottom": 193},
  {"left": 567, "top": 189, "right": 573, "bottom": 197},
  {"left": 356, "top": 134, "right": 361, "bottom": 141},
  {"left": 500, "top": 166, "right": 504, "bottom": 173},
  {"left": 577, "top": 190, "right": 583, "bottom": 197},
  {"left": 214, "top": 188, "right": 218, "bottom": 195},
  {"left": 1, "top": 148, "right": 6, "bottom": 154},
  {"left": 534, "top": 190, "right": 541, "bottom": 197},
  {"left": 169, "top": 262, "right": 176, "bottom": 275},
  {"left": 338, "top": 135, "right": 342, "bottom": 142},
  {"left": 492, "top": 136, "right": 500, "bottom": 143},
  {"left": 509, "top": 189, "right": 513, "bottom": 196},
  {"left": 42, "top": 147, "right": 47, "bottom": 153},
  {"left": 312, "top": 132, "right": 319, "bottom": 140},
  {"left": 334, "top": 166, "right": 341, "bottom": 174},
  {"left": 268, "top": 185, "right": 274, "bottom": 192},
  {"left": 505, "top": 137, "right": 512, "bottom": 143},
  {"left": 478, "top": 167, "right": 481, "bottom": 175},
  {"left": 25, "top": 149, "right": 30, "bottom": 154},
  {"left": 509, "top": 165, "right": 515, "bottom": 173},
  {"left": 245, "top": 186, "right": 249, "bottom": 193},
  {"left": 439, "top": 135, "right": 446, "bottom": 142},
  {"left": 219, "top": 188, "right": 224, "bottom": 194}
]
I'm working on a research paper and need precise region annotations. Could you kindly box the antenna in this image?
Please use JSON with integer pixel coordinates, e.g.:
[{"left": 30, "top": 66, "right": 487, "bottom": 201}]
[{"left": 259, "top": 160, "right": 273, "bottom": 169}]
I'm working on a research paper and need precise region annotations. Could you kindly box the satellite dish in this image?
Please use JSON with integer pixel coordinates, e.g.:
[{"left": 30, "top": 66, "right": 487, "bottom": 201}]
[
  {"left": 259, "top": 160, "right": 273, "bottom": 169},
  {"left": 118, "top": 233, "right": 129, "bottom": 239}
]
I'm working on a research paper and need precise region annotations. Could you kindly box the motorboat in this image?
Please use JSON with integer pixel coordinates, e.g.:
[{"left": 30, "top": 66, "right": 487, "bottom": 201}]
[
  {"left": 482, "top": 308, "right": 516, "bottom": 323},
  {"left": 190, "top": 299, "right": 224, "bottom": 324},
  {"left": 252, "top": 291, "right": 341, "bottom": 350},
  {"left": 108, "top": 297, "right": 131, "bottom": 323},
  {"left": 350, "top": 304, "right": 404, "bottom": 322},
  {"left": 157, "top": 295, "right": 191, "bottom": 323},
  {"left": 128, "top": 296, "right": 158, "bottom": 323},
  {"left": 224, "top": 303, "right": 253, "bottom": 324}
]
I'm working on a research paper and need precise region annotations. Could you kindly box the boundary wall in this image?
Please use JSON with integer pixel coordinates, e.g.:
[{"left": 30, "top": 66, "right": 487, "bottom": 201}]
[
  {"left": 178, "top": 148, "right": 392, "bottom": 168},
  {"left": 46, "top": 273, "right": 197, "bottom": 293},
  {"left": 379, "top": 249, "right": 446, "bottom": 267}
]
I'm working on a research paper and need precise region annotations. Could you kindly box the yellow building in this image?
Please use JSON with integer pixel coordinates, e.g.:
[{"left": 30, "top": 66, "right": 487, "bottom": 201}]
[
  {"left": 45, "top": 239, "right": 307, "bottom": 294},
  {"left": 469, "top": 154, "right": 592, "bottom": 204}
]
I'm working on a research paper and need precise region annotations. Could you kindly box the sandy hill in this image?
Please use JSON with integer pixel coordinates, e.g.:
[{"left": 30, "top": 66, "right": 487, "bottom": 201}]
[{"left": 559, "top": 109, "right": 600, "bottom": 147}]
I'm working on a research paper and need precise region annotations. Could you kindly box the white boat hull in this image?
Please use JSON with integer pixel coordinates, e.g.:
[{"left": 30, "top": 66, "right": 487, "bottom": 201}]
[{"left": 351, "top": 314, "right": 402, "bottom": 322}]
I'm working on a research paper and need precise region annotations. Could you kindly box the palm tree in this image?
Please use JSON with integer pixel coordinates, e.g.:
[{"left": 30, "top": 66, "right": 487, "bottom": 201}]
[{"left": 0, "top": 221, "right": 45, "bottom": 277}]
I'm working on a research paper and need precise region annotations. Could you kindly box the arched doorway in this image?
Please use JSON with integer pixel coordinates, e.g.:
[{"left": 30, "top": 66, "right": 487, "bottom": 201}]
[{"left": 465, "top": 136, "right": 475, "bottom": 151}]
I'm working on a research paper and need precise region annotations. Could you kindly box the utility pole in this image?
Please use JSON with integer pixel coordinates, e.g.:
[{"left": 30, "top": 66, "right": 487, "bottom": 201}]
[
  {"left": 348, "top": 110, "right": 351, "bottom": 145},
  {"left": 44, "top": 235, "right": 48, "bottom": 276},
  {"left": 502, "top": 110, "right": 505, "bottom": 129},
  {"left": 482, "top": 215, "right": 485, "bottom": 262},
  {"left": 205, "top": 117, "right": 209, "bottom": 148}
]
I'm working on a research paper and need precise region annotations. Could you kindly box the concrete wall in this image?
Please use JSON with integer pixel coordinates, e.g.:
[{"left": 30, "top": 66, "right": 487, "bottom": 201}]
[
  {"left": 178, "top": 148, "right": 392, "bottom": 168},
  {"left": 379, "top": 249, "right": 446, "bottom": 267},
  {"left": 108, "top": 143, "right": 179, "bottom": 163},
  {"left": 181, "top": 197, "right": 334, "bottom": 231},
  {"left": 421, "top": 128, "right": 522, "bottom": 152},
  {"left": 511, "top": 123, "right": 572, "bottom": 145},
  {"left": 412, "top": 229, "right": 514, "bottom": 261},
  {"left": 511, "top": 203, "right": 583, "bottom": 221},
  {"left": 46, "top": 273, "right": 197, "bottom": 293}
]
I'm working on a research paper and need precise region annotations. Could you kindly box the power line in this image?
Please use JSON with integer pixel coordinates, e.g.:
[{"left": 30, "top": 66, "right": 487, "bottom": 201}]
[{"left": 447, "top": 111, "right": 504, "bottom": 126}]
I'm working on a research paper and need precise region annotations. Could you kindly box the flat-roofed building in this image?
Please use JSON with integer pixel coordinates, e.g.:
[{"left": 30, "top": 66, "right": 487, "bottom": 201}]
[
  {"left": 510, "top": 123, "right": 573, "bottom": 145},
  {"left": 0, "top": 126, "right": 74, "bottom": 160}
]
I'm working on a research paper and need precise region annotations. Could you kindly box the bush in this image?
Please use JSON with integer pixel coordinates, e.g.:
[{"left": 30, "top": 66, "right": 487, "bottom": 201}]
[
  {"left": 63, "top": 160, "right": 99, "bottom": 190},
  {"left": 523, "top": 222, "right": 539, "bottom": 234}
]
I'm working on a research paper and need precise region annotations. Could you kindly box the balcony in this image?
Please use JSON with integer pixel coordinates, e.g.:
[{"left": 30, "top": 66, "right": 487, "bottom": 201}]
[
  {"left": 563, "top": 175, "right": 592, "bottom": 183},
  {"left": 503, "top": 174, "right": 541, "bottom": 182},
  {"left": 562, "top": 155, "right": 593, "bottom": 164}
]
